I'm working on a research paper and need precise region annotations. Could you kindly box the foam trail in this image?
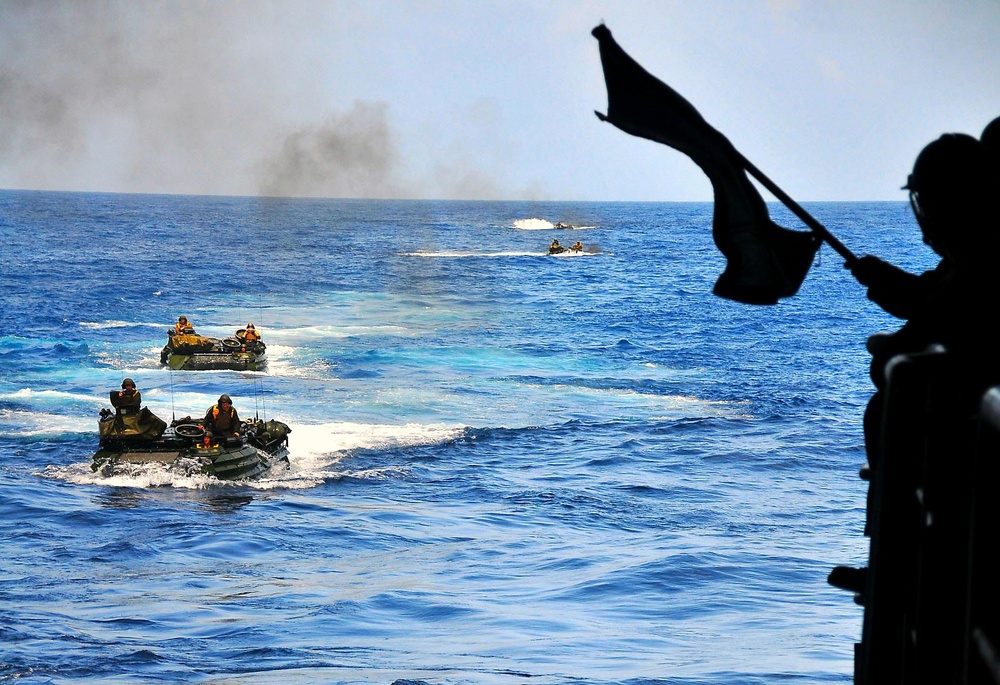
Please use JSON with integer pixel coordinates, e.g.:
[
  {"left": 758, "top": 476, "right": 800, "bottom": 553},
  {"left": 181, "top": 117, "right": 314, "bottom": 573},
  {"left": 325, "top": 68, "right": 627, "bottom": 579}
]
[
  {"left": 78, "top": 320, "right": 167, "bottom": 330},
  {"left": 405, "top": 250, "right": 542, "bottom": 258},
  {"left": 513, "top": 218, "right": 554, "bottom": 230},
  {"left": 290, "top": 421, "right": 464, "bottom": 461},
  {"left": 512, "top": 218, "right": 596, "bottom": 230}
]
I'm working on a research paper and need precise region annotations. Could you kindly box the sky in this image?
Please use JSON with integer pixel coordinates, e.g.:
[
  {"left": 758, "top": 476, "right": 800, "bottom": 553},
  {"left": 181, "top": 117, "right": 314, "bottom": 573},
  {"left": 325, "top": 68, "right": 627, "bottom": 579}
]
[{"left": 1, "top": 0, "right": 998, "bottom": 202}]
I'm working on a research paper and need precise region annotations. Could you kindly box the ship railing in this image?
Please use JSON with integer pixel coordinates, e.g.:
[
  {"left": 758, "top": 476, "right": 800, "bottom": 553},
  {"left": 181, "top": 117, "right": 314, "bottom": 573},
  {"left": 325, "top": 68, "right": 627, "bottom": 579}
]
[{"left": 855, "top": 347, "right": 1000, "bottom": 684}]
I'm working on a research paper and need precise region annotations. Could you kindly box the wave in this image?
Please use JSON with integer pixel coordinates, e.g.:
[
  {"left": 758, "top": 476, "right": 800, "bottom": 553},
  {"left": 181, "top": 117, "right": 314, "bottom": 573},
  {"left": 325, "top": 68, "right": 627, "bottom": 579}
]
[
  {"left": 502, "top": 380, "right": 738, "bottom": 419},
  {"left": 0, "top": 387, "right": 106, "bottom": 406},
  {"left": 0, "top": 408, "right": 96, "bottom": 436},
  {"left": 290, "top": 420, "right": 464, "bottom": 460},
  {"left": 265, "top": 325, "right": 410, "bottom": 341},
  {"left": 78, "top": 320, "right": 167, "bottom": 330}
]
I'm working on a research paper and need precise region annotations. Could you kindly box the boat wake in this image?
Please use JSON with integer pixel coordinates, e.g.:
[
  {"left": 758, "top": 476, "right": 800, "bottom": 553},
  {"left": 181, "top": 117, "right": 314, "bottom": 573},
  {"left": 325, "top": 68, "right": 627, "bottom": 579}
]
[
  {"left": 288, "top": 421, "right": 464, "bottom": 480},
  {"left": 405, "top": 250, "right": 541, "bottom": 258},
  {"left": 78, "top": 319, "right": 167, "bottom": 330},
  {"left": 406, "top": 249, "right": 600, "bottom": 258},
  {"left": 512, "top": 218, "right": 596, "bottom": 230}
]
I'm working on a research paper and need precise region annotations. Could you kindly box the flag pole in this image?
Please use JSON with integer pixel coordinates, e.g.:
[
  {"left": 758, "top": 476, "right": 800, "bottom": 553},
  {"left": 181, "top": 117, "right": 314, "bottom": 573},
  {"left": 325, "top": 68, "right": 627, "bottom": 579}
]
[{"left": 735, "top": 152, "right": 858, "bottom": 264}]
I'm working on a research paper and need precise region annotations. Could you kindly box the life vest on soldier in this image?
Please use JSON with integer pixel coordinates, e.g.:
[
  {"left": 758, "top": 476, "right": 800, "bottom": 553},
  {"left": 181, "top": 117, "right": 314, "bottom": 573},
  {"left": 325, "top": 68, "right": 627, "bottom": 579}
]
[
  {"left": 212, "top": 404, "right": 235, "bottom": 421},
  {"left": 209, "top": 402, "right": 238, "bottom": 432}
]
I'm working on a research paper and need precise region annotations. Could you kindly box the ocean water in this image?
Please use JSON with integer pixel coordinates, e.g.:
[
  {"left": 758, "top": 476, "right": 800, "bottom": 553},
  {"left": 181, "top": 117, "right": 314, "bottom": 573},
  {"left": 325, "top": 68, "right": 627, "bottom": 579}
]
[{"left": 0, "top": 191, "right": 939, "bottom": 684}]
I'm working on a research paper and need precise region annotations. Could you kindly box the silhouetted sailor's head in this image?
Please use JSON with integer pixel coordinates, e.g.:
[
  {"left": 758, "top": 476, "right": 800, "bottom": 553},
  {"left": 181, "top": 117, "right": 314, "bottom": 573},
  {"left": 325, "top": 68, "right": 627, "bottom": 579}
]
[
  {"left": 982, "top": 116, "right": 1000, "bottom": 159},
  {"left": 904, "top": 133, "right": 991, "bottom": 262}
]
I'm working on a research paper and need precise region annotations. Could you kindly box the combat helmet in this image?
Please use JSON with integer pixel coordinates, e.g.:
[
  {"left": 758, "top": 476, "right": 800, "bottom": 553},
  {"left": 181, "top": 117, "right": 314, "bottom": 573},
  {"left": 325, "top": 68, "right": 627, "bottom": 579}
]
[{"left": 903, "top": 133, "right": 990, "bottom": 254}]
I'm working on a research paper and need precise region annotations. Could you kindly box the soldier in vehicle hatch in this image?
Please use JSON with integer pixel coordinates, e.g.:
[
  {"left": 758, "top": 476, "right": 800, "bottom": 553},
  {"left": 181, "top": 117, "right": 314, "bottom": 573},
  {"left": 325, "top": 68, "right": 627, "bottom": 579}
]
[
  {"left": 114, "top": 378, "right": 141, "bottom": 417},
  {"left": 203, "top": 394, "right": 241, "bottom": 439},
  {"left": 174, "top": 315, "right": 194, "bottom": 335},
  {"left": 238, "top": 323, "right": 261, "bottom": 344}
]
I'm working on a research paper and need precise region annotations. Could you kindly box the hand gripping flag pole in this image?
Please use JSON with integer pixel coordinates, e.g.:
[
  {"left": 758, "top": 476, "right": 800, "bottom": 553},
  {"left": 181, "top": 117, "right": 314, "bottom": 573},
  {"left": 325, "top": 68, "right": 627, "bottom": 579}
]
[{"left": 592, "top": 24, "right": 857, "bottom": 305}]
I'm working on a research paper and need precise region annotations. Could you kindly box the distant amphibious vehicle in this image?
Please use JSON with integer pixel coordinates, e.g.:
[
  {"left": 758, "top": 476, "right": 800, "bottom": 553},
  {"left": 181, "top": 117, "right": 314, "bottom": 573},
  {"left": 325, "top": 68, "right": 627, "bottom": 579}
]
[
  {"left": 160, "top": 327, "right": 267, "bottom": 371},
  {"left": 93, "top": 393, "right": 290, "bottom": 480}
]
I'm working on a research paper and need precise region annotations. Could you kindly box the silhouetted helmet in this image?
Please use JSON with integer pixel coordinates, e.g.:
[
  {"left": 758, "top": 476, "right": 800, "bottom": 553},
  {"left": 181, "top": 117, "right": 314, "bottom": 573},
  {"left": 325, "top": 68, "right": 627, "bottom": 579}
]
[
  {"left": 904, "top": 133, "right": 984, "bottom": 194},
  {"left": 903, "top": 133, "right": 990, "bottom": 254},
  {"left": 246, "top": 323, "right": 254, "bottom": 329},
  {"left": 178, "top": 316, "right": 187, "bottom": 322},
  {"left": 218, "top": 394, "right": 232, "bottom": 405},
  {"left": 122, "top": 378, "right": 135, "bottom": 389},
  {"left": 982, "top": 116, "right": 1000, "bottom": 160}
]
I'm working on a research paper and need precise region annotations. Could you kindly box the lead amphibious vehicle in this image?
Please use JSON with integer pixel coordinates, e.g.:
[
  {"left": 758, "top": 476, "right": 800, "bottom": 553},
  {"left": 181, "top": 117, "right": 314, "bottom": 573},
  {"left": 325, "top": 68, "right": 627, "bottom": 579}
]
[{"left": 92, "top": 393, "right": 290, "bottom": 480}]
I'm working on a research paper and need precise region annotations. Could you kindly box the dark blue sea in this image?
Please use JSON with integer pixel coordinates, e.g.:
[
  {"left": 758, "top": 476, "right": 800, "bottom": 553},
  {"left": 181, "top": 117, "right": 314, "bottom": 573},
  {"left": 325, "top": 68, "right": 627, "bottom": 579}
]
[{"left": 0, "top": 191, "right": 939, "bottom": 684}]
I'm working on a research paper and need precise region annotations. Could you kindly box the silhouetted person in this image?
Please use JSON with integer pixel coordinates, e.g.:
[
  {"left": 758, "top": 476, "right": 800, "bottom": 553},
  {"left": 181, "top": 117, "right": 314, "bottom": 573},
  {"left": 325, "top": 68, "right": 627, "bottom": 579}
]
[
  {"left": 830, "top": 132, "right": 997, "bottom": 594},
  {"left": 981, "top": 115, "right": 1000, "bottom": 164},
  {"left": 842, "top": 119, "right": 998, "bottom": 330},
  {"left": 862, "top": 133, "right": 995, "bottom": 378}
]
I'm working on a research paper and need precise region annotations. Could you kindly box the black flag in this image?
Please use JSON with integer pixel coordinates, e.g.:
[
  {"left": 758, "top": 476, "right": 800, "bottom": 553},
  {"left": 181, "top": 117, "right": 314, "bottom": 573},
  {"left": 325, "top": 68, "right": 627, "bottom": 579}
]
[{"left": 592, "top": 24, "right": 823, "bottom": 305}]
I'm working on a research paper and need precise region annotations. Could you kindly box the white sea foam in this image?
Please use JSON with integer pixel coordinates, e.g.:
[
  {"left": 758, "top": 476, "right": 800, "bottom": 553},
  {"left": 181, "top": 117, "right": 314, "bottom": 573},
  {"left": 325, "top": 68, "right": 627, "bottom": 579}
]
[
  {"left": 266, "top": 325, "right": 411, "bottom": 341},
  {"left": 512, "top": 218, "right": 554, "bottom": 230},
  {"left": 512, "top": 218, "right": 596, "bottom": 230},
  {"left": 508, "top": 380, "right": 735, "bottom": 419},
  {"left": 0, "top": 409, "right": 95, "bottom": 436},
  {"left": 263, "top": 421, "right": 463, "bottom": 488},
  {"left": 78, "top": 320, "right": 166, "bottom": 330},
  {"left": 0, "top": 388, "right": 106, "bottom": 406},
  {"left": 289, "top": 421, "right": 463, "bottom": 461},
  {"left": 548, "top": 249, "right": 599, "bottom": 258},
  {"left": 404, "top": 250, "right": 543, "bottom": 258}
]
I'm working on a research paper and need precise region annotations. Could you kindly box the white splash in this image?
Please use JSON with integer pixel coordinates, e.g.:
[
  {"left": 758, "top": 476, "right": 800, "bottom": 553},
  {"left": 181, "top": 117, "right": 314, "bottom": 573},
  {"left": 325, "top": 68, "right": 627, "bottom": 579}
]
[
  {"left": 512, "top": 218, "right": 596, "bottom": 230},
  {"left": 78, "top": 320, "right": 166, "bottom": 330},
  {"left": 404, "top": 250, "right": 542, "bottom": 258},
  {"left": 0, "top": 387, "right": 106, "bottom": 406},
  {"left": 0, "top": 408, "right": 95, "bottom": 436},
  {"left": 548, "top": 249, "right": 598, "bottom": 258},
  {"left": 512, "top": 218, "right": 554, "bottom": 230}
]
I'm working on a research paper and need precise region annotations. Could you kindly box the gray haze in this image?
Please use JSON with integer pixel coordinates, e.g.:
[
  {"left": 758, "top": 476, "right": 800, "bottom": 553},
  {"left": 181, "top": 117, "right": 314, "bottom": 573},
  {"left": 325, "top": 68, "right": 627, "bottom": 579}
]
[{"left": 2, "top": 1, "right": 998, "bottom": 201}]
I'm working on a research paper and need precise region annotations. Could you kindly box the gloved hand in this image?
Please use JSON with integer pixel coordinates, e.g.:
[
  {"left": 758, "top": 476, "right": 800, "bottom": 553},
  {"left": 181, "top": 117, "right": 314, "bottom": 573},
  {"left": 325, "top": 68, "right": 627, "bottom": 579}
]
[{"left": 845, "top": 255, "right": 900, "bottom": 287}]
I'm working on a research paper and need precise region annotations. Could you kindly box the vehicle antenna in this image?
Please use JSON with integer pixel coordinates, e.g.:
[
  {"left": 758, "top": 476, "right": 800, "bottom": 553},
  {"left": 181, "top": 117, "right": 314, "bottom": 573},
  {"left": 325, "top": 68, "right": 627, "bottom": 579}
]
[
  {"left": 168, "top": 367, "right": 176, "bottom": 422},
  {"left": 255, "top": 375, "right": 261, "bottom": 422},
  {"left": 252, "top": 294, "right": 267, "bottom": 422}
]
